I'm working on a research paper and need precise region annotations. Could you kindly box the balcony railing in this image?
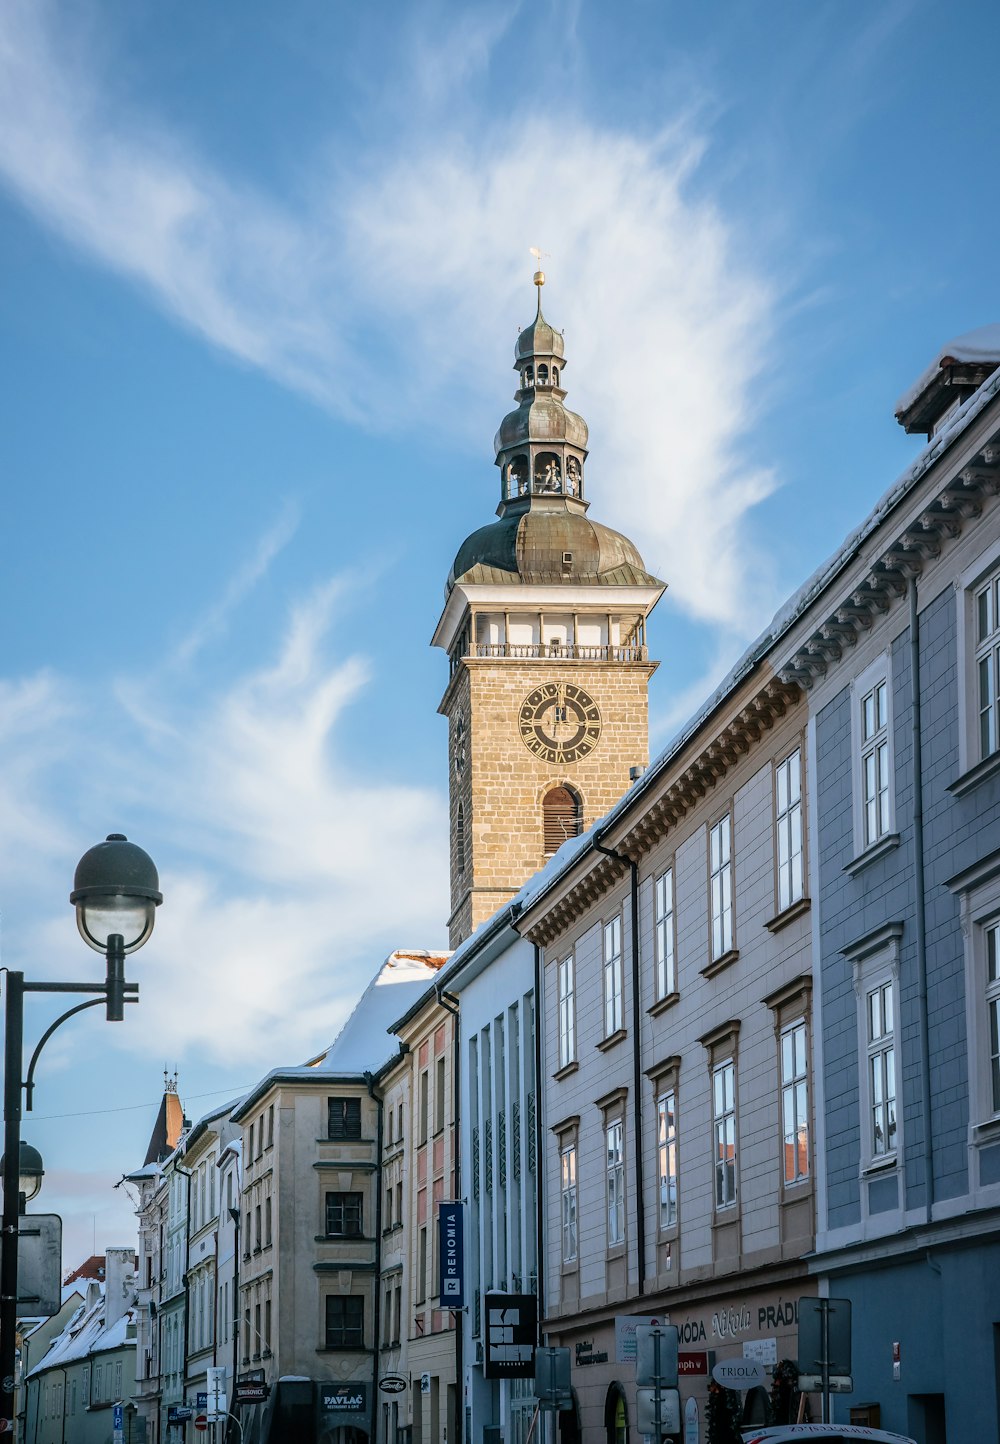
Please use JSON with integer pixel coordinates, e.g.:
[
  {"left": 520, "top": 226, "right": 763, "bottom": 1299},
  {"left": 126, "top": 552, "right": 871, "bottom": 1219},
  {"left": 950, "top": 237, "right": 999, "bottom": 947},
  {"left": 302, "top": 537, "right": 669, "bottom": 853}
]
[{"left": 467, "top": 642, "right": 647, "bottom": 662}]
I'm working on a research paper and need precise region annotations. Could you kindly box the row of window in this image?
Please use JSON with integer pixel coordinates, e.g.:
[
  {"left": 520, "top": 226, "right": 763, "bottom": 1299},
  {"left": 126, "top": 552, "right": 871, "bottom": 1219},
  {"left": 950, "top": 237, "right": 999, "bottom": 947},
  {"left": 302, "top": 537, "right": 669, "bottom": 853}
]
[
  {"left": 557, "top": 750, "right": 805, "bottom": 1067},
  {"left": 37, "top": 1360, "right": 124, "bottom": 1418},
  {"left": 558, "top": 1018, "right": 810, "bottom": 1264}
]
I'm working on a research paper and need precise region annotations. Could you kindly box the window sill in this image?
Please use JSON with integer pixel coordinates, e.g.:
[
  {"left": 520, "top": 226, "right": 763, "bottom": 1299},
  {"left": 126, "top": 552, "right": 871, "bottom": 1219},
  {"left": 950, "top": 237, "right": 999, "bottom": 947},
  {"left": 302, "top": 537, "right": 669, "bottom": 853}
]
[
  {"left": 948, "top": 749, "right": 1000, "bottom": 798},
  {"left": 648, "top": 991, "right": 679, "bottom": 1019},
  {"left": 316, "top": 1345, "right": 367, "bottom": 1355},
  {"left": 711, "top": 1205, "right": 740, "bottom": 1226},
  {"left": 560, "top": 1258, "right": 579, "bottom": 1275},
  {"left": 597, "top": 1029, "right": 628, "bottom": 1053},
  {"left": 316, "top": 1234, "right": 366, "bottom": 1243},
  {"left": 860, "top": 1154, "right": 897, "bottom": 1179},
  {"left": 606, "top": 1243, "right": 626, "bottom": 1261},
  {"left": 843, "top": 833, "right": 900, "bottom": 877},
  {"left": 552, "top": 1060, "right": 579, "bottom": 1081},
  {"left": 971, "top": 1116, "right": 1000, "bottom": 1146},
  {"left": 700, "top": 948, "right": 739, "bottom": 980},
  {"left": 764, "top": 897, "right": 811, "bottom": 934}
]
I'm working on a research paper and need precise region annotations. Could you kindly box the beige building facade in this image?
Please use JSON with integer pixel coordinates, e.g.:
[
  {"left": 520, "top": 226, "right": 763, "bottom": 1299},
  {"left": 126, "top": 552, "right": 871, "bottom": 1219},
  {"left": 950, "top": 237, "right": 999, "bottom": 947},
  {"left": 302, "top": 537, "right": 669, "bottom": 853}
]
[{"left": 518, "top": 652, "right": 821, "bottom": 1435}]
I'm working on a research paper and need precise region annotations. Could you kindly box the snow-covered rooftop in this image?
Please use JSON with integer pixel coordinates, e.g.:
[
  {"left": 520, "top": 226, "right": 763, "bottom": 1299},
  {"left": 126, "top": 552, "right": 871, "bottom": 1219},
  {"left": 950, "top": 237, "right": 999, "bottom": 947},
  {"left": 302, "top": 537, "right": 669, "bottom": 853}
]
[
  {"left": 27, "top": 1295, "right": 135, "bottom": 1377},
  {"left": 316, "top": 950, "right": 450, "bottom": 1073},
  {"left": 895, "top": 323, "right": 1000, "bottom": 417}
]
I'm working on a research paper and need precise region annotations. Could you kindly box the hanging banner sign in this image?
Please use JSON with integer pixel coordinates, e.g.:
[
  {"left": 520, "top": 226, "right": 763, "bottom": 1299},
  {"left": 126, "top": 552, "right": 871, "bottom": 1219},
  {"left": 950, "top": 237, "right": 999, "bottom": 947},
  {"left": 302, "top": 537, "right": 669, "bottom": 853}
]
[
  {"left": 438, "top": 1200, "right": 465, "bottom": 1308},
  {"left": 484, "top": 1292, "right": 536, "bottom": 1379}
]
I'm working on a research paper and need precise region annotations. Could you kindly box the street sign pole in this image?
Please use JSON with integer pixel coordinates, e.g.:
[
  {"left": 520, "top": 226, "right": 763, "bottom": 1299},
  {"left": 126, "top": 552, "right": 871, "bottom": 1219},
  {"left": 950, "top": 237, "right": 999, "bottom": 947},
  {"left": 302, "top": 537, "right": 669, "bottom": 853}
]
[
  {"left": 653, "top": 1329, "right": 662, "bottom": 1444},
  {"left": 821, "top": 1299, "right": 830, "bottom": 1425}
]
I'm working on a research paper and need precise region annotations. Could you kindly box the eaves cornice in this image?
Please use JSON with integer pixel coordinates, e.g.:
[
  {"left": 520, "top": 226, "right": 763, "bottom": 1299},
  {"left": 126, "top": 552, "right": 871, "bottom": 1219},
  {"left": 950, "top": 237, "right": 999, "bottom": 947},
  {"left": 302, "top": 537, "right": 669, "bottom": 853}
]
[{"left": 777, "top": 436, "right": 1000, "bottom": 693}]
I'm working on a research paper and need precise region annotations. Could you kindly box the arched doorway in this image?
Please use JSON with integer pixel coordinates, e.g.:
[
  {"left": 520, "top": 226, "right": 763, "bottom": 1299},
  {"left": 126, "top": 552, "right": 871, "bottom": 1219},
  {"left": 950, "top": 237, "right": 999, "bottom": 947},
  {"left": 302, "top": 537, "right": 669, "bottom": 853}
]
[{"left": 604, "top": 1383, "right": 629, "bottom": 1444}]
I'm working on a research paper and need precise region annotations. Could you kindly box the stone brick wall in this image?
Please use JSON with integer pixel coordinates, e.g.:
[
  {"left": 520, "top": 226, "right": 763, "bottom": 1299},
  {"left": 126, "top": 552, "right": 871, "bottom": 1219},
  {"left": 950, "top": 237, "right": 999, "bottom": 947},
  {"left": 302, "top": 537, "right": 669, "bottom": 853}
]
[{"left": 446, "top": 657, "right": 654, "bottom": 946}]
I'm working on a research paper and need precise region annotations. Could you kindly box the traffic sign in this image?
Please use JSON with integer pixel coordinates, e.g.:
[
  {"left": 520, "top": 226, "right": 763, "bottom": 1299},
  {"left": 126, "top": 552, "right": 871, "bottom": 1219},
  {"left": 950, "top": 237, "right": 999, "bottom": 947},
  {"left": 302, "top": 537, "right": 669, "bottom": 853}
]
[
  {"left": 711, "top": 1359, "right": 767, "bottom": 1390},
  {"left": 636, "top": 1386, "right": 680, "bottom": 1435},
  {"left": 635, "top": 1325, "right": 679, "bottom": 1388},
  {"left": 798, "top": 1374, "right": 853, "bottom": 1393},
  {"left": 195, "top": 1415, "right": 208, "bottom": 1432}
]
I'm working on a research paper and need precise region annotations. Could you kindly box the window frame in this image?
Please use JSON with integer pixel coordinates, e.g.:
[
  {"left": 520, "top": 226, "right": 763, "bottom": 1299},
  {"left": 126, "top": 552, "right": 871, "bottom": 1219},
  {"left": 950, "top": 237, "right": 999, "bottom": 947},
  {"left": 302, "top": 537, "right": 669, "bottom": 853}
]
[
  {"left": 605, "top": 1118, "right": 626, "bottom": 1248},
  {"left": 850, "top": 653, "right": 895, "bottom": 858},
  {"left": 325, "top": 1190, "right": 363, "bottom": 1239},
  {"left": 656, "top": 1087, "right": 678, "bottom": 1231},
  {"left": 653, "top": 866, "right": 676, "bottom": 1001},
  {"left": 557, "top": 953, "right": 576, "bottom": 1069},
  {"left": 324, "top": 1294, "right": 364, "bottom": 1350},
  {"left": 774, "top": 746, "right": 805, "bottom": 914},
  {"left": 779, "top": 1019, "right": 810, "bottom": 1186},
  {"left": 603, "top": 915, "right": 624, "bottom": 1038},
  {"left": 560, "top": 1143, "right": 578, "bottom": 1264},
  {"left": 845, "top": 923, "right": 904, "bottom": 1178},
  {"left": 948, "top": 852, "right": 1000, "bottom": 1194},
  {"left": 328, "top": 1096, "right": 362, "bottom": 1142},
  {"left": 709, "top": 813, "right": 734, "bottom": 961},
  {"left": 712, "top": 1059, "right": 738, "bottom": 1211},
  {"left": 956, "top": 545, "right": 1000, "bottom": 777}
]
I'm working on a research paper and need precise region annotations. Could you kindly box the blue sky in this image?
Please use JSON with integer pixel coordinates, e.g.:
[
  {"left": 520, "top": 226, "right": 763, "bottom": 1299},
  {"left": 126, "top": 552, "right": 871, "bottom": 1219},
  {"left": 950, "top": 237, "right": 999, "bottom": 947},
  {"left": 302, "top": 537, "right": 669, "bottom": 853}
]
[{"left": 1, "top": 0, "right": 997, "bottom": 1261}]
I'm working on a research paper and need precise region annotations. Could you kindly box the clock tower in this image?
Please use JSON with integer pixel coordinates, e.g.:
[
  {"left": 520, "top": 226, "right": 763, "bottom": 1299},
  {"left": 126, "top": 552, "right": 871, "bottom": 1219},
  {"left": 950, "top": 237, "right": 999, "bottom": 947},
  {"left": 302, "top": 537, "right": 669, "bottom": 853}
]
[{"left": 433, "top": 272, "right": 665, "bottom": 946}]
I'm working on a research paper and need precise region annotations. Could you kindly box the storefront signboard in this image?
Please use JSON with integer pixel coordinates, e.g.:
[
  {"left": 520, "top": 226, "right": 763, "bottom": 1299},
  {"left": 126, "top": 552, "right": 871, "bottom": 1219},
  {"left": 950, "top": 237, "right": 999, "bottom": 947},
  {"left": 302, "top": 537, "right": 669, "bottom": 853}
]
[
  {"left": 484, "top": 1292, "right": 536, "bottom": 1379},
  {"left": 615, "top": 1314, "right": 667, "bottom": 1364}
]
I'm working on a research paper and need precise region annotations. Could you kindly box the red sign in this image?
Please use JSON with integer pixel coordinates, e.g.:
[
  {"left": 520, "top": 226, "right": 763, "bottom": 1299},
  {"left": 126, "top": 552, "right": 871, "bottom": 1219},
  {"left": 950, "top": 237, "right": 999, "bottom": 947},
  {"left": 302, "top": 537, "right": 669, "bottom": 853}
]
[
  {"left": 678, "top": 1351, "right": 708, "bottom": 1376},
  {"left": 195, "top": 1417, "right": 208, "bottom": 1433}
]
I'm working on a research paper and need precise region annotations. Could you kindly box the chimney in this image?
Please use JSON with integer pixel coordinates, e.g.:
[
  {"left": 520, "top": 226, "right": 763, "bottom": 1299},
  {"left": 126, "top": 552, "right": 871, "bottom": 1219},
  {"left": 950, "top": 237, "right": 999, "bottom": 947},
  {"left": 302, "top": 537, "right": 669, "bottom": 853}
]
[{"left": 104, "top": 1246, "right": 135, "bottom": 1328}]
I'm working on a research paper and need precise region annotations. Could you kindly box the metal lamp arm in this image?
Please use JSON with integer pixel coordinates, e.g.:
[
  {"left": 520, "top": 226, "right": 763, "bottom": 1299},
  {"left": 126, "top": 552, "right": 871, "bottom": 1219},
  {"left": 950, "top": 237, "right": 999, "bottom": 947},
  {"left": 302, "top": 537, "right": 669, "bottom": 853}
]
[{"left": 23, "top": 993, "right": 136, "bottom": 1112}]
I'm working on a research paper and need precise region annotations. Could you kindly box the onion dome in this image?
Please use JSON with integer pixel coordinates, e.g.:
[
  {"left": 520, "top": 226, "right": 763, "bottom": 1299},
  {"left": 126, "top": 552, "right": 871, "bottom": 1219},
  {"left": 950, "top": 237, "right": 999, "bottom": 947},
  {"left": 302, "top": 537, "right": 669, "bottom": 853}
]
[
  {"left": 446, "top": 270, "right": 660, "bottom": 595},
  {"left": 449, "top": 496, "right": 657, "bottom": 589}
]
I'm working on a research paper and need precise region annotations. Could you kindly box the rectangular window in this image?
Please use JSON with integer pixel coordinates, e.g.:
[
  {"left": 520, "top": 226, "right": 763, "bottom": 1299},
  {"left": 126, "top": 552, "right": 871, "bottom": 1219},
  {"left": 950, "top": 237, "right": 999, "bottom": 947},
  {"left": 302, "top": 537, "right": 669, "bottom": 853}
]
[
  {"left": 603, "top": 916, "right": 623, "bottom": 1036},
  {"left": 988, "top": 923, "right": 1000, "bottom": 1112},
  {"left": 383, "top": 1288, "right": 392, "bottom": 1346},
  {"left": 606, "top": 1120, "right": 625, "bottom": 1246},
  {"left": 557, "top": 955, "right": 575, "bottom": 1067},
  {"left": 560, "top": 1145, "right": 578, "bottom": 1263},
  {"left": 861, "top": 677, "right": 891, "bottom": 846},
  {"left": 264, "top": 1195, "right": 272, "bottom": 1245},
  {"left": 867, "top": 981, "right": 896, "bottom": 1156},
  {"left": 775, "top": 749, "right": 804, "bottom": 912},
  {"left": 419, "top": 1071, "right": 429, "bottom": 1143},
  {"left": 976, "top": 569, "right": 1000, "bottom": 758},
  {"left": 395, "top": 1180, "right": 403, "bottom": 1226},
  {"left": 267, "top": 1103, "right": 274, "bottom": 1148},
  {"left": 435, "top": 1056, "right": 446, "bottom": 1133},
  {"left": 780, "top": 1021, "right": 809, "bottom": 1184},
  {"left": 656, "top": 1090, "right": 677, "bottom": 1228},
  {"left": 326, "top": 1191, "right": 363, "bottom": 1238},
  {"left": 654, "top": 868, "right": 676, "bottom": 999},
  {"left": 710, "top": 815, "right": 733, "bottom": 959},
  {"left": 325, "top": 1295, "right": 364, "bottom": 1349},
  {"left": 328, "top": 1097, "right": 362, "bottom": 1141},
  {"left": 393, "top": 1284, "right": 401, "bottom": 1343},
  {"left": 417, "top": 1226, "right": 428, "bottom": 1302},
  {"left": 265, "top": 1298, "right": 271, "bottom": 1349},
  {"left": 712, "top": 1060, "right": 737, "bottom": 1208}
]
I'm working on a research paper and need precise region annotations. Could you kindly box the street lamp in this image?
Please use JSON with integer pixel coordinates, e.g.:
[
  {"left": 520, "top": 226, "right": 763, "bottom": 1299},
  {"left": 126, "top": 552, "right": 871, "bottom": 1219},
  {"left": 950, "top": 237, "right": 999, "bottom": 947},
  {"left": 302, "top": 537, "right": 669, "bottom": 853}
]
[
  {"left": 0, "top": 835, "right": 162, "bottom": 1432},
  {"left": 0, "top": 1141, "right": 45, "bottom": 1212}
]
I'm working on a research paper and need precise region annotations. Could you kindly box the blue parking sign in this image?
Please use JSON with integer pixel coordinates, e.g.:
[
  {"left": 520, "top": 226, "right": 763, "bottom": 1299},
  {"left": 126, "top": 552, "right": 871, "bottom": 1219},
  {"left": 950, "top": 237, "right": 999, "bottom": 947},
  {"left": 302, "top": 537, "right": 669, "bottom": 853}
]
[{"left": 113, "top": 1403, "right": 123, "bottom": 1428}]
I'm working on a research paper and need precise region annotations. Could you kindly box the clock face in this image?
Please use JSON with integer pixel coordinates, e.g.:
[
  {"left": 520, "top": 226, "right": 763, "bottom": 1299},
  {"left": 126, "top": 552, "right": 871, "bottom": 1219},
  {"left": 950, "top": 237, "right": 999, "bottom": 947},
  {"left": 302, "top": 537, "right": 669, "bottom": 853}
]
[{"left": 519, "top": 682, "right": 602, "bottom": 764}]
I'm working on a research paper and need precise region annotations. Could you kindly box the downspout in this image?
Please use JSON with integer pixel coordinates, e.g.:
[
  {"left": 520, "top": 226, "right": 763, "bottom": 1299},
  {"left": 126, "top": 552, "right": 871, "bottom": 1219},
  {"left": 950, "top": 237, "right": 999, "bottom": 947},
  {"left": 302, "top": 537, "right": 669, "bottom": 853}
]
[
  {"left": 58, "top": 1365, "right": 68, "bottom": 1444},
  {"left": 909, "top": 579, "right": 934, "bottom": 1222},
  {"left": 229, "top": 1202, "right": 241, "bottom": 1444},
  {"left": 594, "top": 834, "right": 646, "bottom": 1295},
  {"left": 435, "top": 985, "right": 463, "bottom": 1444},
  {"left": 532, "top": 944, "right": 545, "bottom": 1337},
  {"left": 365, "top": 1072, "right": 384, "bottom": 1444},
  {"left": 176, "top": 1165, "right": 193, "bottom": 1404}
]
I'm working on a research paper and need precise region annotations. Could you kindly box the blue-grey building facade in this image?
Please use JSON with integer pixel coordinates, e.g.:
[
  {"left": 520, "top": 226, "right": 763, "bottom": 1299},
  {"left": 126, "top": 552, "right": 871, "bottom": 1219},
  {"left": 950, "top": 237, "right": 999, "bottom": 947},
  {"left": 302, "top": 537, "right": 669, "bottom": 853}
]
[{"left": 790, "top": 329, "right": 1000, "bottom": 1441}]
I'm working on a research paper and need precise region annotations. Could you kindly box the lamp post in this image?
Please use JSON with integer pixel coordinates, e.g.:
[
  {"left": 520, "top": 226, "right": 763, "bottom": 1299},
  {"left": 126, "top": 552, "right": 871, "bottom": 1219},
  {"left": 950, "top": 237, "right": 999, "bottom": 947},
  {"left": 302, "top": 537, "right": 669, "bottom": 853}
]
[{"left": 1, "top": 834, "right": 162, "bottom": 1433}]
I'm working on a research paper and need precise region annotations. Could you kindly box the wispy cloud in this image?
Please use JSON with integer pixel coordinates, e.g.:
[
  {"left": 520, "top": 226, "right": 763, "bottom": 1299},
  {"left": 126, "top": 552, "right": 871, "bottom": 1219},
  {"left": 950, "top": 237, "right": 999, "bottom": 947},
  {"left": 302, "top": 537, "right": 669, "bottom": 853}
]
[{"left": 0, "top": 0, "right": 783, "bottom": 629}]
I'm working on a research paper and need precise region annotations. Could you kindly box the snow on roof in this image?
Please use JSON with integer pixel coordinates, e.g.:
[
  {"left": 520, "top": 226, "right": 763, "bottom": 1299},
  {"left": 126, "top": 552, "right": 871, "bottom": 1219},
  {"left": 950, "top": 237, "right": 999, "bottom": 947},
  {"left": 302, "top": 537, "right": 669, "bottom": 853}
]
[
  {"left": 895, "top": 323, "right": 1000, "bottom": 417},
  {"left": 312, "top": 950, "right": 450, "bottom": 1074},
  {"left": 27, "top": 1289, "right": 135, "bottom": 1377}
]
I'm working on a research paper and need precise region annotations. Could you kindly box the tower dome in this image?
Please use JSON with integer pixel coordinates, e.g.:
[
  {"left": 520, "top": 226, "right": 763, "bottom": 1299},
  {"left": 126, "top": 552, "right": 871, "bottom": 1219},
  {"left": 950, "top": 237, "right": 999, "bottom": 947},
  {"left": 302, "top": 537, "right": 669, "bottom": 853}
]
[{"left": 448, "top": 271, "right": 658, "bottom": 593}]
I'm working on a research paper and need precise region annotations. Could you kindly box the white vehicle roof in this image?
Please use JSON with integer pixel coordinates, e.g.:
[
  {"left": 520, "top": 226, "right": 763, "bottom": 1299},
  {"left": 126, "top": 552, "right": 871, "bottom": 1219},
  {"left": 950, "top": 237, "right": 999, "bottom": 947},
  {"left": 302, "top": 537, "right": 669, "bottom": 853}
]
[{"left": 743, "top": 1427, "right": 916, "bottom": 1444}]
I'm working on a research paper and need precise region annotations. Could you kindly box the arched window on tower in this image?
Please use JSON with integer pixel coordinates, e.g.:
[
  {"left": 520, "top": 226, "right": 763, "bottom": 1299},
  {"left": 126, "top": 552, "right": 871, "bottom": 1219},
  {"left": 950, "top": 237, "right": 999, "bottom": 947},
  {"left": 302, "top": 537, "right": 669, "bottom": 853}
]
[
  {"left": 456, "top": 802, "right": 466, "bottom": 875},
  {"left": 543, "top": 786, "right": 582, "bottom": 855},
  {"left": 552, "top": 366, "right": 559, "bottom": 386},
  {"left": 537, "top": 363, "right": 549, "bottom": 386}
]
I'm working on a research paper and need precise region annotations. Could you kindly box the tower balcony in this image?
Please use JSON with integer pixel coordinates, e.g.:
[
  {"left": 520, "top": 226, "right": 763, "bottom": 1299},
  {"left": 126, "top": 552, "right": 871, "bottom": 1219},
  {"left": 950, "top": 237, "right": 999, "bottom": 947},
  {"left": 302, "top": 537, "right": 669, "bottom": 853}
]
[{"left": 466, "top": 640, "right": 648, "bottom": 663}]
